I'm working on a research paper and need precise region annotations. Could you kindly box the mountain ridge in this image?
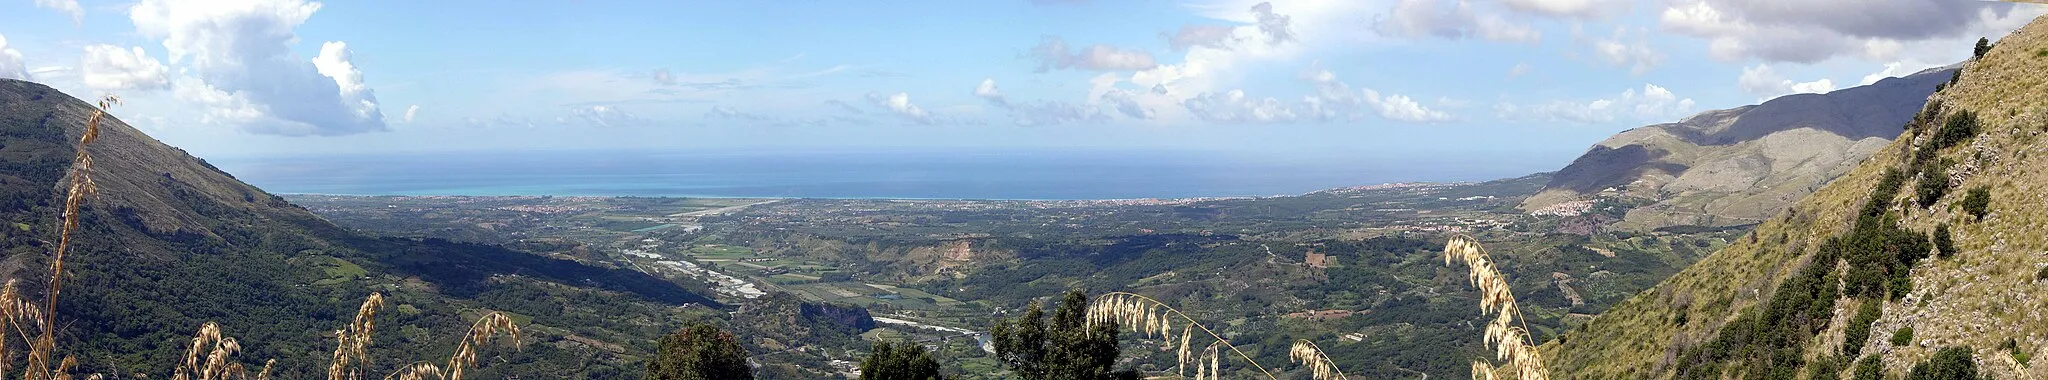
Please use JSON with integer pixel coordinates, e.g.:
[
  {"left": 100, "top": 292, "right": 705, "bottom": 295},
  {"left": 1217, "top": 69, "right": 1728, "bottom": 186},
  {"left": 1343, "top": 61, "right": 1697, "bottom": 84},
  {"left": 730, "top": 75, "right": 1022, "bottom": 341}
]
[
  {"left": 0, "top": 78, "right": 719, "bottom": 377},
  {"left": 1522, "top": 66, "right": 1956, "bottom": 231}
]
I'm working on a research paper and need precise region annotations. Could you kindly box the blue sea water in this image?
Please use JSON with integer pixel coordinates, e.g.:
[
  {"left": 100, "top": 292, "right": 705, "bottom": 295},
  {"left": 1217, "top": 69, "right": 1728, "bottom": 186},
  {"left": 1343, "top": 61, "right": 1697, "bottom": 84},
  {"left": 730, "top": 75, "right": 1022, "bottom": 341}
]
[{"left": 209, "top": 149, "right": 1558, "bottom": 200}]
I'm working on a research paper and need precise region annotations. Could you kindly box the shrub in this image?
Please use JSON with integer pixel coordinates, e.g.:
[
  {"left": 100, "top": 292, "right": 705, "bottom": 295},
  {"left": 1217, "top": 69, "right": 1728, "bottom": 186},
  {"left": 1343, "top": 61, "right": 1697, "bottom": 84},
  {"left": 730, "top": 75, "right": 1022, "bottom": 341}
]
[
  {"left": 1855, "top": 354, "right": 1884, "bottom": 380},
  {"left": 1892, "top": 326, "right": 1916, "bottom": 347},
  {"left": 2003, "top": 337, "right": 2032, "bottom": 365},
  {"left": 1961, "top": 186, "right": 1991, "bottom": 220},
  {"left": 1844, "top": 301, "right": 1883, "bottom": 356},
  {"left": 1933, "top": 223, "right": 1956, "bottom": 260},
  {"left": 2037, "top": 266, "right": 2048, "bottom": 282},
  {"left": 1932, "top": 111, "right": 1979, "bottom": 152},
  {"left": 1975, "top": 37, "right": 1992, "bottom": 58},
  {"left": 1916, "top": 164, "right": 1951, "bottom": 208},
  {"left": 1908, "top": 346, "right": 1977, "bottom": 379},
  {"left": 1809, "top": 355, "right": 1846, "bottom": 380}
]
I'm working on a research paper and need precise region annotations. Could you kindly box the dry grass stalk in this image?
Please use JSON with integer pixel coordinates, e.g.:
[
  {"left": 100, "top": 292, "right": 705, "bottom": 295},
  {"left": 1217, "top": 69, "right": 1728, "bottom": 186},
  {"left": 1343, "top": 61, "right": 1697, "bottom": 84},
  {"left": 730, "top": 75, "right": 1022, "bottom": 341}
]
[
  {"left": 1289, "top": 339, "right": 1346, "bottom": 380},
  {"left": 376, "top": 311, "right": 521, "bottom": 380},
  {"left": 442, "top": 312, "right": 519, "bottom": 380},
  {"left": 172, "top": 322, "right": 249, "bottom": 380},
  {"left": 1443, "top": 235, "right": 1549, "bottom": 380},
  {"left": 1086, "top": 291, "right": 1283, "bottom": 379},
  {"left": 15, "top": 95, "right": 122, "bottom": 380},
  {"left": 330, "top": 293, "right": 386, "bottom": 380}
]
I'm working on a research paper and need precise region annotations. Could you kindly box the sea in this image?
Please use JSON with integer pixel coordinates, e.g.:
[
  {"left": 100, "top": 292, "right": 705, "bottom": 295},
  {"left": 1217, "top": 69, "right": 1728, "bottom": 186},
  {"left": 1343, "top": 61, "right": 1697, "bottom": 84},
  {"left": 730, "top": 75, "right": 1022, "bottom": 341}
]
[{"left": 208, "top": 149, "right": 1561, "bottom": 200}]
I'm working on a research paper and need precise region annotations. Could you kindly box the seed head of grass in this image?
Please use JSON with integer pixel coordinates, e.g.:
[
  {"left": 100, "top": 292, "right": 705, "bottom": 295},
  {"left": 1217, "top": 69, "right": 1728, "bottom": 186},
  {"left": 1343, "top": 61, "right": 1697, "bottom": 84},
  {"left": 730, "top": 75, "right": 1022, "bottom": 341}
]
[{"left": 1444, "top": 235, "right": 1549, "bottom": 380}]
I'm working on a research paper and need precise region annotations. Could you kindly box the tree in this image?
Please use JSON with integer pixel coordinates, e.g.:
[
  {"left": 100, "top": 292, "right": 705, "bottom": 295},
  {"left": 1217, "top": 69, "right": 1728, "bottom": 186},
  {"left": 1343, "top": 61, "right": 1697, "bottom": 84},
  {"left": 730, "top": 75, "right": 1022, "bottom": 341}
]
[
  {"left": 1933, "top": 223, "right": 1956, "bottom": 259},
  {"left": 859, "top": 341, "right": 943, "bottom": 380},
  {"left": 1908, "top": 346, "right": 1978, "bottom": 379},
  {"left": 647, "top": 323, "right": 754, "bottom": 380},
  {"left": 990, "top": 290, "right": 1139, "bottom": 380},
  {"left": 1961, "top": 186, "right": 1991, "bottom": 221},
  {"left": 1975, "top": 37, "right": 1992, "bottom": 58}
]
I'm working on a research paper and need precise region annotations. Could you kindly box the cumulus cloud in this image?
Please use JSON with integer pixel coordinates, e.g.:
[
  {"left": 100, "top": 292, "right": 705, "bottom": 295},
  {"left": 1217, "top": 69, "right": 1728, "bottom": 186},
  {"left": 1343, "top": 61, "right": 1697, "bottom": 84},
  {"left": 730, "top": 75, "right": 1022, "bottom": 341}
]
[
  {"left": 866, "top": 92, "right": 935, "bottom": 124},
  {"left": 1737, "top": 64, "right": 1836, "bottom": 99},
  {"left": 1028, "top": 37, "right": 1158, "bottom": 72},
  {"left": 0, "top": 35, "right": 28, "bottom": 81},
  {"left": 131, "top": 0, "right": 387, "bottom": 136},
  {"left": 973, "top": 78, "right": 1007, "bottom": 106},
  {"left": 1299, "top": 69, "right": 1453, "bottom": 123},
  {"left": 81, "top": 45, "right": 171, "bottom": 91},
  {"left": 1592, "top": 27, "right": 1663, "bottom": 74},
  {"left": 1363, "top": 89, "right": 1453, "bottom": 122},
  {"left": 1100, "top": 1, "right": 1330, "bottom": 122},
  {"left": 402, "top": 105, "right": 419, "bottom": 123},
  {"left": 1659, "top": 0, "right": 2042, "bottom": 63},
  {"left": 36, "top": 0, "right": 85, "bottom": 25},
  {"left": 1374, "top": 0, "right": 1541, "bottom": 43},
  {"left": 1496, "top": 83, "right": 1696, "bottom": 124}
]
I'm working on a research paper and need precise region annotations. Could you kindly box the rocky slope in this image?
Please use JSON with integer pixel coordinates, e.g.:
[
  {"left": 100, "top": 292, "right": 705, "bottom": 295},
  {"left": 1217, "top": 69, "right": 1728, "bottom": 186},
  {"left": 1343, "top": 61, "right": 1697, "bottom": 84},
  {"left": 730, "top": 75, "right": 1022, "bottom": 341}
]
[
  {"left": 1545, "top": 15, "right": 2048, "bottom": 379},
  {"left": 0, "top": 78, "right": 717, "bottom": 377},
  {"left": 1522, "top": 66, "right": 1956, "bottom": 231}
]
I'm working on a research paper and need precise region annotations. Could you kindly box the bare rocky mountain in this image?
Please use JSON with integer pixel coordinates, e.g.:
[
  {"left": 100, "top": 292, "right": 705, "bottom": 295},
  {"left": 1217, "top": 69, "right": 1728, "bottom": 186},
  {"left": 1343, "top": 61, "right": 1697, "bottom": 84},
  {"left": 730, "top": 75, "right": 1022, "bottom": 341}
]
[{"left": 1521, "top": 66, "right": 1957, "bottom": 230}]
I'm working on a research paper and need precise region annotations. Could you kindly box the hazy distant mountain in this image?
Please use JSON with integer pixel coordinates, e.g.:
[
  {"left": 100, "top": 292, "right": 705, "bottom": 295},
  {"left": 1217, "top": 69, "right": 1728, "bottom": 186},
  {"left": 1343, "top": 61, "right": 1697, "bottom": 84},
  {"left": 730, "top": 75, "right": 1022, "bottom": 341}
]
[
  {"left": 0, "top": 78, "right": 715, "bottom": 377},
  {"left": 1521, "top": 65, "right": 1956, "bottom": 230}
]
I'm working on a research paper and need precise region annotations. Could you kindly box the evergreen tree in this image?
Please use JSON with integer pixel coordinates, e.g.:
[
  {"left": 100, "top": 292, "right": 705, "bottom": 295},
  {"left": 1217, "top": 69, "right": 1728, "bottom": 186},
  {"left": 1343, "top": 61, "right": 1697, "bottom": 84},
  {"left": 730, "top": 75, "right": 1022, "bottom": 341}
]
[
  {"left": 1975, "top": 37, "right": 1992, "bottom": 58},
  {"left": 1908, "top": 346, "right": 1979, "bottom": 380},
  {"left": 990, "top": 290, "right": 1139, "bottom": 380},
  {"left": 859, "top": 341, "right": 944, "bottom": 380},
  {"left": 647, "top": 323, "right": 754, "bottom": 380}
]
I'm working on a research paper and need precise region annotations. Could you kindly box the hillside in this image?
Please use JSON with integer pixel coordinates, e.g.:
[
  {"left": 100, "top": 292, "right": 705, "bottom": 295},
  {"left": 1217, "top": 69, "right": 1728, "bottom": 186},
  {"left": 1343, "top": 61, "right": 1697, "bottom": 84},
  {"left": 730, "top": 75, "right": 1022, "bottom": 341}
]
[
  {"left": 1546, "top": 15, "right": 2048, "bottom": 379},
  {"left": 0, "top": 79, "right": 719, "bottom": 378},
  {"left": 1521, "top": 66, "right": 1955, "bottom": 231}
]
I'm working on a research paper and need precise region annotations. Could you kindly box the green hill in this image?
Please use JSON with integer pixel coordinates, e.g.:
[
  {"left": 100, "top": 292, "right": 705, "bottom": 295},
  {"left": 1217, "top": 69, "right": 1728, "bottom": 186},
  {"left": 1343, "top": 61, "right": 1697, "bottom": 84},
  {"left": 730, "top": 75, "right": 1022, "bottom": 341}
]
[
  {"left": 0, "top": 78, "right": 719, "bottom": 378},
  {"left": 1546, "top": 15, "right": 2048, "bottom": 379}
]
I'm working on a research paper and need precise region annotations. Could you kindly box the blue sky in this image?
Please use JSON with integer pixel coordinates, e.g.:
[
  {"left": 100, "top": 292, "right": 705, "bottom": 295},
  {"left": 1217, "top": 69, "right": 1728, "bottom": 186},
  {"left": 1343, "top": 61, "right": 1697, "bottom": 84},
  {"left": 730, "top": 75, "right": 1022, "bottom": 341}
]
[{"left": 0, "top": 0, "right": 2041, "bottom": 170}]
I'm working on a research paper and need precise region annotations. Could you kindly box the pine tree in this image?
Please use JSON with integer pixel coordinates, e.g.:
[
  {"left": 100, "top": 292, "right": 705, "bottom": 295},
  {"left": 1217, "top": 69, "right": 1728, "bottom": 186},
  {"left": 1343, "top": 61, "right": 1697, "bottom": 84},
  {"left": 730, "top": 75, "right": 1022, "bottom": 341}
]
[
  {"left": 859, "top": 341, "right": 944, "bottom": 380},
  {"left": 990, "top": 290, "right": 1139, "bottom": 380},
  {"left": 646, "top": 323, "right": 754, "bottom": 380},
  {"left": 1974, "top": 37, "right": 1992, "bottom": 58}
]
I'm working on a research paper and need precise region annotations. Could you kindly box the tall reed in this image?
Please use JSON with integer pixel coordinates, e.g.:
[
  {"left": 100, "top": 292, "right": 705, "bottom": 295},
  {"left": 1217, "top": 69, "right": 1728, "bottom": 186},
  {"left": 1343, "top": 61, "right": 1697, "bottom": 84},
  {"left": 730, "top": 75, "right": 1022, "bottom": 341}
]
[{"left": 1443, "top": 235, "right": 1548, "bottom": 380}]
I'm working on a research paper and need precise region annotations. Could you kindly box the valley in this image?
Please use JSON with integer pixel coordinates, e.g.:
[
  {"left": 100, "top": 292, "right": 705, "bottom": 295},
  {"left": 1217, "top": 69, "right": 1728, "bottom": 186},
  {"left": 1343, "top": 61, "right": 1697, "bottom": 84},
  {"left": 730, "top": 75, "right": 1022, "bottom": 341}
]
[{"left": 285, "top": 173, "right": 1751, "bottom": 378}]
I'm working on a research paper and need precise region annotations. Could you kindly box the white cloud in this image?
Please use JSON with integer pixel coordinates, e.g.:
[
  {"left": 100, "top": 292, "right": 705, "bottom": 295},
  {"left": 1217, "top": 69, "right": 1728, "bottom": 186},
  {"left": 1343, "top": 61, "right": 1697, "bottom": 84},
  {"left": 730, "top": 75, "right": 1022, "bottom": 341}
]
[
  {"left": 1185, "top": 89, "right": 1297, "bottom": 123},
  {"left": 0, "top": 34, "right": 28, "bottom": 81},
  {"left": 1592, "top": 27, "right": 1663, "bottom": 74},
  {"left": 569, "top": 105, "right": 639, "bottom": 127},
  {"left": 131, "top": 0, "right": 387, "bottom": 136},
  {"left": 973, "top": 78, "right": 1006, "bottom": 106},
  {"left": 866, "top": 92, "right": 935, "bottom": 124},
  {"left": 1364, "top": 89, "right": 1453, "bottom": 122},
  {"left": 1165, "top": 25, "right": 1238, "bottom": 51},
  {"left": 975, "top": 78, "right": 1106, "bottom": 126},
  {"left": 1375, "top": 0, "right": 1541, "bottom": 44},
  {"left": 402, "top": 105, "right": 419, "bottom": 123},
  {"left": 1736, "top": 64, "right": 1836, "bottom": 99},
  {"left": 1496, "top": 83, "right": 1696, "bottom": 124},
  {"left": 81, "top": 45, "right": 170, "bottom": 91},
  {"left": 1498, "top": 0, "right": 1626, "bottom": 19},
  {"left": 1028, "top": 37, "right": 1159, "bottom": 72},
  {"left": 1101, "top": 1, "right": 1351, "bottom": 122},
  {"left": 1658, "top": 0, "right": 2045, "bottom": 63},
  {"left": 36, "top": 0, "right": 85, "bottom": 25}
]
